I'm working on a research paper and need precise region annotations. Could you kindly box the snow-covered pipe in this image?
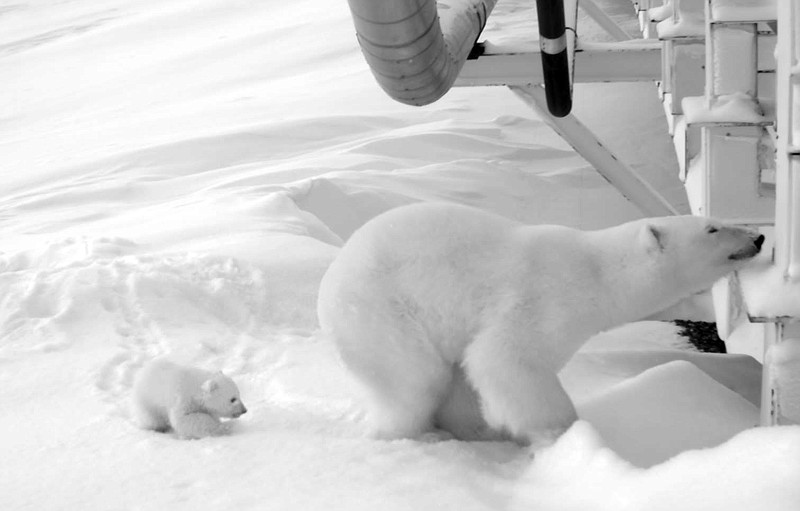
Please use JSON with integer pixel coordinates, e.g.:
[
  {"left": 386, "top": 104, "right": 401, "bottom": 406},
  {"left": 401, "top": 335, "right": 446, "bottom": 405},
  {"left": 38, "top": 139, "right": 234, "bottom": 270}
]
[{"left": 347, "top": 0, "right": 498, "bottom": 106}]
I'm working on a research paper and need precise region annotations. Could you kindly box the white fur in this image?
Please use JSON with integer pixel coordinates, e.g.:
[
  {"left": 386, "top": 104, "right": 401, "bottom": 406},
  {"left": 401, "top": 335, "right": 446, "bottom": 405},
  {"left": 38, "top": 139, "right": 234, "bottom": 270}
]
[
  {"left": 317, "top": 202, "right": 763, "bottom": 445},
  {"left": 131, "top": 359, "right": 247, "bottom": 439}
]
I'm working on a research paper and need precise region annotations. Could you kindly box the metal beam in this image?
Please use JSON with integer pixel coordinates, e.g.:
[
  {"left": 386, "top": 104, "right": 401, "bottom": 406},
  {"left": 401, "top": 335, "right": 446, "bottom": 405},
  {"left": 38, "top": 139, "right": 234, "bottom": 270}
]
[
  {"left": 580, "top": 0, "right": 633, "bottom": 41},
  {"left": 511, "top": 84, "right": 680, "bottom": 217},
  {"left": 456, "top": 41, "right": 662, "bottom": 87}
]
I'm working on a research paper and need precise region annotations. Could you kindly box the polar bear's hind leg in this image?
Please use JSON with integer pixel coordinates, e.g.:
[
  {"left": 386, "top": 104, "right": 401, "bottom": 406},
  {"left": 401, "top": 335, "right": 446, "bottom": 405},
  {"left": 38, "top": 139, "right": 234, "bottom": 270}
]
[
  {"left": 357, "top": 354, "right": 453, "bottom": 439},
  {"left": 434, "top": 365, "right": 512, "bottom": 442},
  {"left": 131, "top": 401, "right": 170, "bottom": 432},
  {"left": 338, "top": 330, "right": 453, "bottom": 439}
]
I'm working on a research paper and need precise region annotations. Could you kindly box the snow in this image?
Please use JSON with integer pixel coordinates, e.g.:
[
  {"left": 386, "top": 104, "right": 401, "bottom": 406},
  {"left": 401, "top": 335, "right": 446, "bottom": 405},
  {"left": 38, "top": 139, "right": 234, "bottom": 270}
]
[
  {"left": 2, "top": 0, "right": 800, "bottom": 510},
  {"left": 740, "top": 260, "right": 800, "bottom": 318},
  {"left": 655, "top": 0, "right": 705, "bottom": 39},
  {"left": 649, "top": 0, "right": 674, "bottom": 23},
  {"left": 578, "top": 360, "right": 759, "bottom": 467},
  {"left": 514, "top": 421, "right": 800, "bottom": 511},
  {"left": 682, "top": 92, "right": 767, "bottom": 124}
]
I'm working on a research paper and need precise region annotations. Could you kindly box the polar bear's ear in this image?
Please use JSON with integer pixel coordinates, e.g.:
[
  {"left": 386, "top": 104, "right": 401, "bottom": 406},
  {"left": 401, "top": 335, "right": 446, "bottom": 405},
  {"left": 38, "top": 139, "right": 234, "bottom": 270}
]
[
  {"left": 202, "top": 379, "right": 219, "bottom": 394},
  {"left": 645, "top": 224, "right": 666, "bottom": 252}
]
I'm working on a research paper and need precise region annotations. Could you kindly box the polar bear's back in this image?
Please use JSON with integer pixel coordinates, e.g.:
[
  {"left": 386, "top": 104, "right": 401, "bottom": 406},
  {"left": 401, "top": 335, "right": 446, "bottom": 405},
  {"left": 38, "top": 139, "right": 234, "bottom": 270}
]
[
  {"left": 317, "top": 202, "right": 564, "bottom": 376},
  {"left": 319, "top": 203, "right": 519, "bottom": 329},
  {"left": 132, "top": 359, "right": 210, "bottom": 412},
  {"left": 353, "top": 202, "right": 519, "bottom": 253},
  {"left": 325, "top": 202, "right": 519, "bottom": 290}
]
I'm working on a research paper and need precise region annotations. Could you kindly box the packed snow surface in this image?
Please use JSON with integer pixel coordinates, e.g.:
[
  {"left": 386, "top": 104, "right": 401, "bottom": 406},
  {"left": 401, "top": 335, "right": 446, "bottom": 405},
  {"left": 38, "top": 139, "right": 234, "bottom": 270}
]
[
  {"left": 740, "top": 260, "right": 800, "bottom": 318},
  {"left": 2, "top": 0, "right": 799, "bottom": 510}
]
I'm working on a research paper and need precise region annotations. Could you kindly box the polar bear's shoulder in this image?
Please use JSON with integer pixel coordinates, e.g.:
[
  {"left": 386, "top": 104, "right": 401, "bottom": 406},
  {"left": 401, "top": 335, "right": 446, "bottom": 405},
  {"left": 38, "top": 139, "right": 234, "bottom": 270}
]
[{"left": 135, "top": 359, "right": 209, "bottom": 391}]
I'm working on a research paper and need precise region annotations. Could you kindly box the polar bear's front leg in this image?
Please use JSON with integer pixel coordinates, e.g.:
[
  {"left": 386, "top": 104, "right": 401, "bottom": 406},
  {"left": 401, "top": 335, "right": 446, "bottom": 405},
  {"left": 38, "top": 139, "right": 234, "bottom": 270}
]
[
  {"left": 169, "top": 408, "right": 224, "bottom": 439},
  {"left": 464, "top": 332, "right": 578, "bottom": 448}
]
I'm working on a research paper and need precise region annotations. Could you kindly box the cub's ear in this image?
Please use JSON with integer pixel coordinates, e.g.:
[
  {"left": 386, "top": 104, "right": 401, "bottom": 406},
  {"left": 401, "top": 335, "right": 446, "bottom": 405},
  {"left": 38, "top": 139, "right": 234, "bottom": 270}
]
[
  {"left": 645, "top": 224, "right": 666, "bottom": 252},
  {"left": 202, "top": 379, "right": 219, "bottom": 394}
]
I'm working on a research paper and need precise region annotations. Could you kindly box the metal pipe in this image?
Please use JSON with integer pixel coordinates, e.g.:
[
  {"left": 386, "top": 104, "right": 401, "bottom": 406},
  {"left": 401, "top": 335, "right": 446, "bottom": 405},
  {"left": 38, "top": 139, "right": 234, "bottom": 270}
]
[
  {"left": 535, "top": 0, "right": 572, "bottom": 117},
  {"left": 347, "top": 0, "right": 498, "bottom": 106}
]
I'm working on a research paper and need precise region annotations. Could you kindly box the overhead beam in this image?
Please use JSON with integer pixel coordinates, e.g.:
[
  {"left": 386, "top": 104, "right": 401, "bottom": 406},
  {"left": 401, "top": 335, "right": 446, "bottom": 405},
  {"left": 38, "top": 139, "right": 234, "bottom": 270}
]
[{"left": 455, "top": 41, "right": 662, "bottom": 87}]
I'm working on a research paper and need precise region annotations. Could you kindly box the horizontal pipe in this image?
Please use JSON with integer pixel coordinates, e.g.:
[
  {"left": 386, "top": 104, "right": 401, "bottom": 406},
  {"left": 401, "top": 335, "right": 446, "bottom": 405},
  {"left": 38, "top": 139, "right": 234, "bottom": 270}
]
[{"left": 347, "top": 0, "right": 498, "bottom": 106}]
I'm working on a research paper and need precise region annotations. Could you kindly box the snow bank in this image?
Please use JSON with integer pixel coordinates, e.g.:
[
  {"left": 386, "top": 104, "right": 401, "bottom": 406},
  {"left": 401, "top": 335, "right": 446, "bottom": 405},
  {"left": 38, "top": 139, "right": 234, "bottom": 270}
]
[
  {"left": 579, "top": 360, "right": 759, "bottom": 467},
  {"left": 564, "top": 322, "right": 763, "bottom": 406},
  {"left": 513, "top": 421, "right": 800, "bottom": 511}
]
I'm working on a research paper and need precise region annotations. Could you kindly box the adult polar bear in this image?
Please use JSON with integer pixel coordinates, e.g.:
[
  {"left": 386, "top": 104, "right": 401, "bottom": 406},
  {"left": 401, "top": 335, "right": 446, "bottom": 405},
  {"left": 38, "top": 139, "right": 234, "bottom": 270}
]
[{"left": 317, "top": 202, "right": 764, "bottom": 446}]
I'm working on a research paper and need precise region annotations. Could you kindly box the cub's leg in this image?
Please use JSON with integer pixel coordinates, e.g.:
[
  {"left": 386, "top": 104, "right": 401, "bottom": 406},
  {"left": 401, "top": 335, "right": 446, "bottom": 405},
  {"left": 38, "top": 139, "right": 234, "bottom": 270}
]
[
  {"left": 169, "top": 409, "right": 223, "bottom": 439},
  {"left": 463, "top": 327, "right": 578, "bottom": 448}
]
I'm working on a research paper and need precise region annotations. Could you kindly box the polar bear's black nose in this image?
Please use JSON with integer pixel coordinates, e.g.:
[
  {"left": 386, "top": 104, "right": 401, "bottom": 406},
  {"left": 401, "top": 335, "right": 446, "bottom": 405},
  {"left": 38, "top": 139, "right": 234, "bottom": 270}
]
[{"left": 755, "top": 234, "right": 765, "bottom": 250}]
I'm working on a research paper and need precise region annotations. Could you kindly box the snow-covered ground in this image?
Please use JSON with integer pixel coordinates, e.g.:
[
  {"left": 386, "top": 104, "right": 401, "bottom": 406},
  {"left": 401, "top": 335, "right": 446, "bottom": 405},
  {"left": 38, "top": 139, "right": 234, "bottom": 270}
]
[{"left": 2, "top": 0, "right": 799, "bottom": 509}]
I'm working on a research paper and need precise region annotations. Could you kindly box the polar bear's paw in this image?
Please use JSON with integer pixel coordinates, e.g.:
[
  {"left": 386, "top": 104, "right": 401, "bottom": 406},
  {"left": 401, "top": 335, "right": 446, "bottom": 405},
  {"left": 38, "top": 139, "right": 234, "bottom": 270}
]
[{"left": 171, "top": 412, "right": 225, "bottom": 439}]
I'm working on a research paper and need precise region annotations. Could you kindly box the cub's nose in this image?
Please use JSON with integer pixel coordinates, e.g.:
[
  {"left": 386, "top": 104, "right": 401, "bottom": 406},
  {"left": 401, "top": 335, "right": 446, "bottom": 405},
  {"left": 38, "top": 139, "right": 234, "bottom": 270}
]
[{"left": 755, "top": 234, "right": 765, "bottom": 250}]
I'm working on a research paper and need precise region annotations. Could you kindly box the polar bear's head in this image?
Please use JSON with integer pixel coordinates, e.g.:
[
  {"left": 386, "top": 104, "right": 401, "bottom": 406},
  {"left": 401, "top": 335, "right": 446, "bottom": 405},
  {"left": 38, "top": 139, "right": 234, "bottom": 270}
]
[
  {"left": 642, "top": 215, "right": 764, "bottom": 292},
  {"left": 201, "top": 372, "right": 247, "bottom": 419}
]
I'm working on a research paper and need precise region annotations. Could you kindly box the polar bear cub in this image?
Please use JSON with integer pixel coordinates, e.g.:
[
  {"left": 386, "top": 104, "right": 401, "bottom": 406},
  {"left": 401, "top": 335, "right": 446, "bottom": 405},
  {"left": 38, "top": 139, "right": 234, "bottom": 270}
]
[
  {"left": 317, "top": 202, "right": 764, "bottom": 447},
  {"left": 131, "top": 359, "right": 247, "bottom": 439}
]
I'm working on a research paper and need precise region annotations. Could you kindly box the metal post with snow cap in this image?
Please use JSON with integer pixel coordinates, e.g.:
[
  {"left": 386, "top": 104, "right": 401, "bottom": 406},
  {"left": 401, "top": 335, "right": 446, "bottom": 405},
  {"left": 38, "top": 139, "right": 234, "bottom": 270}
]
[{"left": 346, "top": 0, "right": 498, "bottom": 106}]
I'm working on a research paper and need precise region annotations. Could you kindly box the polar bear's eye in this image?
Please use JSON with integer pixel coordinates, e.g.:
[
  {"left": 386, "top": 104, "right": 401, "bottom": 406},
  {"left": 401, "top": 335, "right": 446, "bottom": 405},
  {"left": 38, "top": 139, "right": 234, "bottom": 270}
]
[
  {"left": 708, "top": 227, "right": 718, "bottom": 234},
  {"left": 230, "top": 397, "right": 238, "bottom": 403}
]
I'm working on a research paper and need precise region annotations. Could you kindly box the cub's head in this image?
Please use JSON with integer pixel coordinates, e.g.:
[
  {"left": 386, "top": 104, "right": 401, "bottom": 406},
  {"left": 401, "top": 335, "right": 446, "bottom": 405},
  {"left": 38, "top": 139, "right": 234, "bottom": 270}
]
[
  {"left": 201, "top": 372, "right": 247, "bottom": 419},
  {"left": 642, "top": 216, "right": 764, "bottom": 290}
]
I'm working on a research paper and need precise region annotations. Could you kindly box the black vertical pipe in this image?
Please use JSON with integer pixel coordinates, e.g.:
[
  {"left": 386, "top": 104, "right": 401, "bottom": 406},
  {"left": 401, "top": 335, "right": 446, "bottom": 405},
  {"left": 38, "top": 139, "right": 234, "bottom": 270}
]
[{"left": 535, "top": 0, "right": 572, "bottom": 117}]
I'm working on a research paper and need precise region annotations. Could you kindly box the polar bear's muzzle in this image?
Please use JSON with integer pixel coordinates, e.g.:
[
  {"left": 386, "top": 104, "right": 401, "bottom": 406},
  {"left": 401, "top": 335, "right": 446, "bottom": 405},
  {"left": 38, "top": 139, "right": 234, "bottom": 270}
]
[
  {"left": 232, "top": 404, "right": 247, "bottom": 418},
  {"left": 729, "top": 233, "right": 765, "bottom": 261}
]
